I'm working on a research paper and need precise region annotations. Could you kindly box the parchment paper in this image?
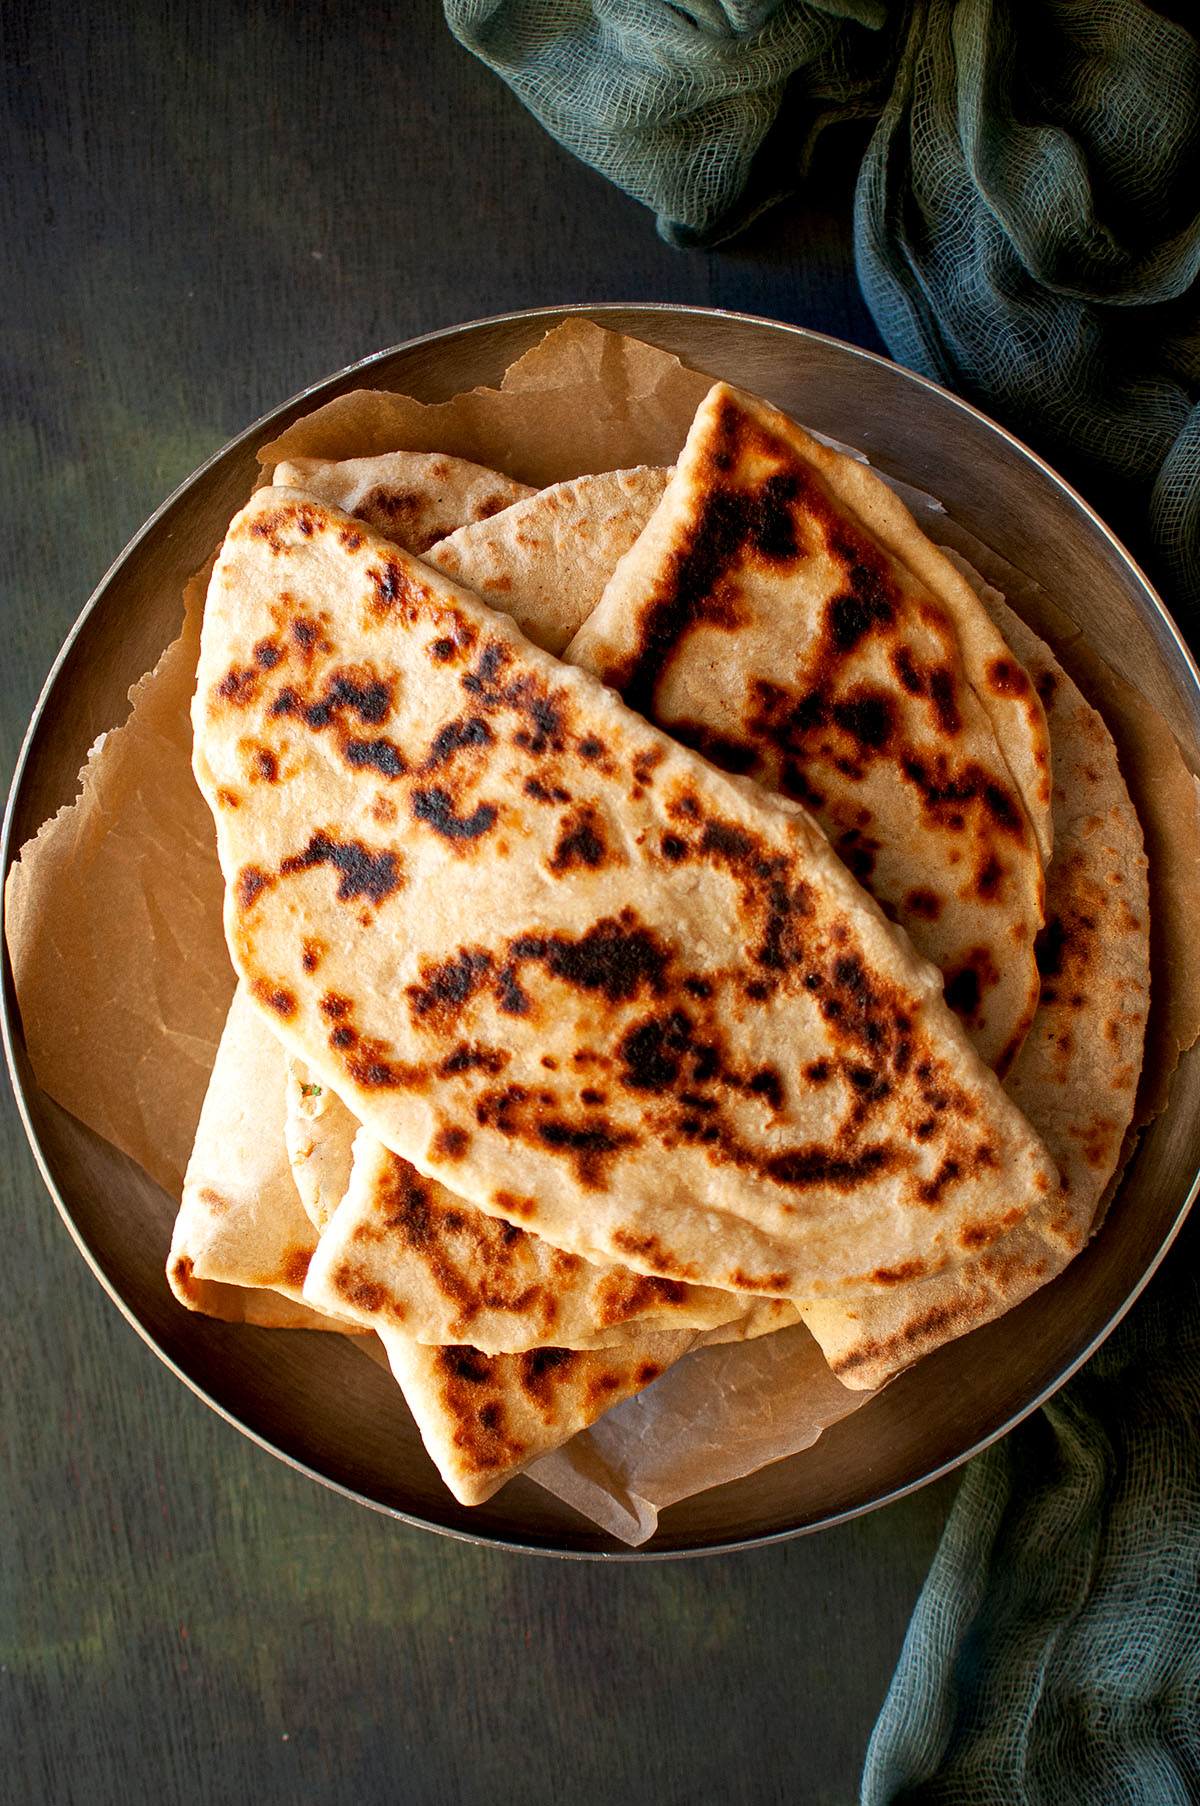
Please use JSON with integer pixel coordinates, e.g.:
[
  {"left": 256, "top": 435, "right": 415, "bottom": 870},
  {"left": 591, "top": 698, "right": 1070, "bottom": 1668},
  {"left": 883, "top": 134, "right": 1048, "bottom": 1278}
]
[
  {"left": 5, "top": 577, "right": 231, "bottom": 1196},
  {"left": 525, "top": 1322, "right": 865, "bottom": 1544},
  {"left": 257, "top": 317, "right": 717, "bottom": 488},
  {"left": 7, "top": 318, "right": 1200, "bottom": 1546}
]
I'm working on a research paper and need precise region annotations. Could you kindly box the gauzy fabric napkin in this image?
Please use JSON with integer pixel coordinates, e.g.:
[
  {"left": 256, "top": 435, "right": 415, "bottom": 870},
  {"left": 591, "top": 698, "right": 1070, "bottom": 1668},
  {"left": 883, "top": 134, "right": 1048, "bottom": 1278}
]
[
  {"left": 445, "top": 2, "right": 1200, "bottom": 1795},
  {"left": 445, "top": 0, "right": 1200, "bottom": 627},
  {"left": 861, "top": 1200, "right": 1200, "bottom": 1805}
]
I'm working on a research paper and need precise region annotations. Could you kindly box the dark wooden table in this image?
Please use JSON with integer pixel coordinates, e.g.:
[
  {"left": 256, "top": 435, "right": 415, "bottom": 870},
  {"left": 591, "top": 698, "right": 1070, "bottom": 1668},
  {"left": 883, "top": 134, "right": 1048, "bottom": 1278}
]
[{"left": 2, "top": 5, "right": 962, "bottom": 1799}]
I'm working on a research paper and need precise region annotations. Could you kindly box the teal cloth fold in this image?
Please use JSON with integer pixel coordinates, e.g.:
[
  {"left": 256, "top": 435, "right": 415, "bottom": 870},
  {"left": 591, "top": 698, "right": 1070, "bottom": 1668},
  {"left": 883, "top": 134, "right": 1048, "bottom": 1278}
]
[
  {"left": 445, "top": 0, "right": 1200, "bottom": 627},
  {"left": 445, "top": 5, "right": 1200, "bottom": 1799},
  {"left": 854, "top": 0, "right": 1200, "bottom": 629},
  {"left": 860, "top": 1202, "right": 1200, "bottom": 1805}
]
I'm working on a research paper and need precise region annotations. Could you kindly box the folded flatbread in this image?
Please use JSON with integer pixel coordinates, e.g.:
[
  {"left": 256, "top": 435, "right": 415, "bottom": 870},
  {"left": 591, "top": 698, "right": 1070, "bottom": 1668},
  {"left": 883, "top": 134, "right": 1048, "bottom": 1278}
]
[
  {"left": 194, "top": 452, "right": 757, "bottom": 1363},
  {"left": 168, "top": 982, "right": 361, "bottom": 1331},
  {"left": 798, "top": 571, "right": 1150, "bottom": 1385},
  {"left": 566, "top": 384, "right": 1052, "bottom": 1073},
  {"left": 273, "top": 451, "right": 533, "bottom": 555},
  {"left": 192, "top": 486, "right": 1058, "bottom": 1304},
  {"left": 170, "top": 990, "right": 709, "bottom": 1500},
  {"left": 424, "top": 466, "right": 670, "bottom": 655},
  {"left": 265, "top": 458, "right": 783, "bottom": 1348},
  {"left": 376, "top": 1324, "right": 701, "bottom": 1506},
  {"left": 283, "top": 957, "right": 760, "bottom": 1351},
  {"left": 302, "top": 1124, "right": 756, "bottom": 1351}
]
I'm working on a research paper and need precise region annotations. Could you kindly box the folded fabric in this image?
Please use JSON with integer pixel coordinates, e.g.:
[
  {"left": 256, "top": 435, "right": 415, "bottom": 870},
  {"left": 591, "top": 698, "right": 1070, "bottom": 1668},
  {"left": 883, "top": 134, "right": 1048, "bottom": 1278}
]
[
  {"left": 445, "top": 0, "right": 895, "bottom": 244},
  {"left": 445, "top": 0, "right": 1200, "bottom": 626},
  {"left": 855, "top": 0, "right": 1200, "bottom": 630},
  {"left": 861, "top": 1200, "right": 1200, "bottom": 1805}
]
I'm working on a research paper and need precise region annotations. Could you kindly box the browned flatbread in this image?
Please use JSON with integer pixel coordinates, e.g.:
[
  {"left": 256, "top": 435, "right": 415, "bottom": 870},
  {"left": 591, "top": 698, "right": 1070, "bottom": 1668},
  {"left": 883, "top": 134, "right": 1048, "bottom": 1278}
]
[
  {"left": 170, "top": 986, "right": 730, "bottom": 1503},
  {"left": 566, "top": 384, "right": 1052, "bottom": 1073},
  {"left": 191, "top": 486, "right": 1057, "bottom": 1305},
  {"left": 375, "top": 1325, "right": 700, "bottom": 1506},
  {"left": 424, "top": 467, "right": 670, "bottom": 655},
  {"left": 272, "top": 451, "right": 533, "bottom": 555},
  {"left": 379, "top": 1291, "right": 800, "bottom": 1511},
  {"left": 797, "top": 570, "right": 1150, "bottom": 1386},
  {"left": 302, "top": 1127, "right": 755, "bottom": 1351},
  {"left": 188, "top": 451, "right": 753, "bottom": 1370}
]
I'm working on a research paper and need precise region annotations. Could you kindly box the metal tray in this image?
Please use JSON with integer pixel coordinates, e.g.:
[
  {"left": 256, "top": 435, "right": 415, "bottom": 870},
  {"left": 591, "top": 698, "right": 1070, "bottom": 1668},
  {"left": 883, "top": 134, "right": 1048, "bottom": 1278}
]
[{"left": 6, "top": 304, "right": 1200, "bottom": 1557}]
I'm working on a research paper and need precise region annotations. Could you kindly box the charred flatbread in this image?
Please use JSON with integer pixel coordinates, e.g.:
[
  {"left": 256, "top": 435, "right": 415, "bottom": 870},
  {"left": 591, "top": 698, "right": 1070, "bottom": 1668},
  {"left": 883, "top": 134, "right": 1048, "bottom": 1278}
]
[
  {"left": 302, "top": 1126, "right": 756, "bottom": 1352},
  {"left": 797, "top": 570, "right": 1150, "bottom": 1385},
  {"left": 170, "top": 990, "right": 746, "bottom": 1508},
  {"left": 168, "top": 993, "right": 717, "bottom": 1501},
  {"left": 192, "top": 486, "right": 1058, "bottom": 1304},
  {"left": 566, "top": 384, "right": 1052, "bottom": 1073},
  {"left": 376, "top": 1325, "right": 700, "bottom": 1506}
]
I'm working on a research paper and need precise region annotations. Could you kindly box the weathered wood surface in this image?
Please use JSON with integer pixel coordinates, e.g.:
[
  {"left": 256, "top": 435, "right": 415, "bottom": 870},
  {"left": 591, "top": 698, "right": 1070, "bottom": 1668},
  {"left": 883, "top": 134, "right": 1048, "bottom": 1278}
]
[{"left": 1, "top": 3, "right": 957, "bottom": 1801}]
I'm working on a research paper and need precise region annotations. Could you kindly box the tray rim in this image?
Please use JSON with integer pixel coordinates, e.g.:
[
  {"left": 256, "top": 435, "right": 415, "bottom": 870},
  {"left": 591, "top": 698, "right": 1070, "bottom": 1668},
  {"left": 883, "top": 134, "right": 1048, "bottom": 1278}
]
[{"left": 5, "top": 300, "right": 1199, "bottom": 1559}]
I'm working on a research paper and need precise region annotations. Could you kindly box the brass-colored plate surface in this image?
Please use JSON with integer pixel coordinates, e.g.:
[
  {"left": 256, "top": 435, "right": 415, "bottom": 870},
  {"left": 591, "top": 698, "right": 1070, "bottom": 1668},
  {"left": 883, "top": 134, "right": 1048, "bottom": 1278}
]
[{"left": 6, "top": 305, "right": 1199, "bottom": 1556}]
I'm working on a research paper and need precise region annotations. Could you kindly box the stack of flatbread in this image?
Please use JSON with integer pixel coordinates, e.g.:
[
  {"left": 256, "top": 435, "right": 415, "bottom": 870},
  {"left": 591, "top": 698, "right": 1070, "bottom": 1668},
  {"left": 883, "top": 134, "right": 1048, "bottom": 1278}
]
[{"left": 170, "top": 379, "right": 1150, "bottom": 1508}]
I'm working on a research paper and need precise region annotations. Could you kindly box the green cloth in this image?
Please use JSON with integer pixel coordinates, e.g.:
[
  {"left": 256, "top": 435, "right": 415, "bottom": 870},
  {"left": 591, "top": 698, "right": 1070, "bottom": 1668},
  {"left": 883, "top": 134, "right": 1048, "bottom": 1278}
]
[
  {"left": 445, "top": 1, "right": 896, "bottom": 245},
  {"left": 861, "top": 1202, "right": 1200, "bottom": 1804},
  {"left": 445, "top": 0, "right": 1200, "bottom": 626},
  {"left": 855, "top": 0, "right": 1200, "bottom": 630},
  {"left": 444, "top": 4, "right": 1200, "bottom": 1798}
]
